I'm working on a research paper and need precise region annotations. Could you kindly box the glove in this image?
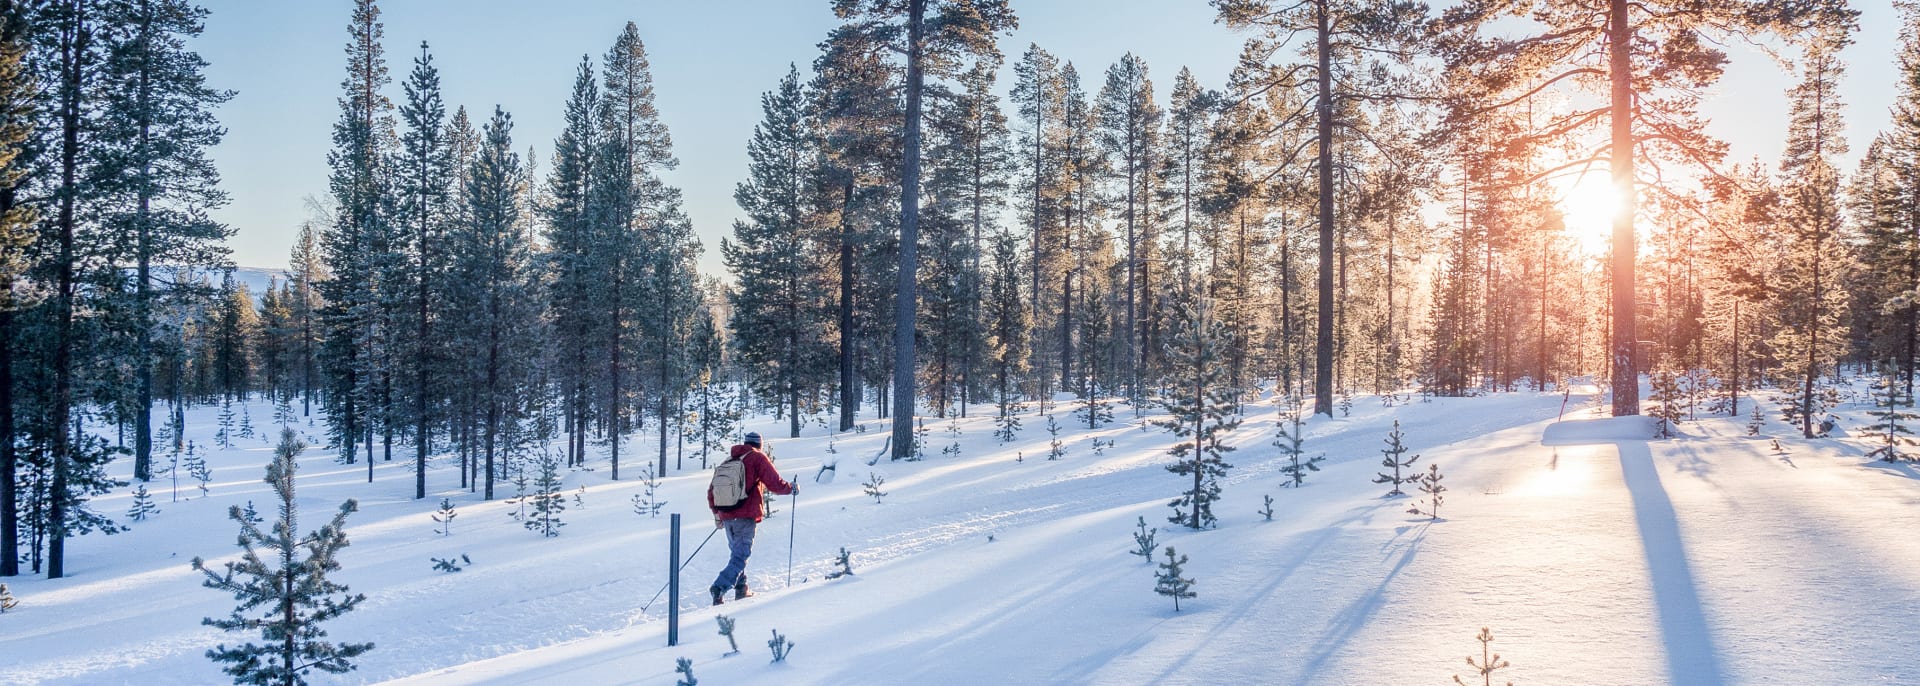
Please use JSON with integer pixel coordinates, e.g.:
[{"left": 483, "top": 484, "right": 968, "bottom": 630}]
[
  {"left": 789, "top": 483, "right": 799, "bottom": 496},
  {"left": 714, "top": 516, "right": 722, "bottom": 530}
]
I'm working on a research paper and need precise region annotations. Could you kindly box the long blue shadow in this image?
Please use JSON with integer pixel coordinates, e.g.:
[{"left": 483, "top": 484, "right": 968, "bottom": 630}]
[{"left": 1616, "top": 440, "right": 1726, "bottom": 686}]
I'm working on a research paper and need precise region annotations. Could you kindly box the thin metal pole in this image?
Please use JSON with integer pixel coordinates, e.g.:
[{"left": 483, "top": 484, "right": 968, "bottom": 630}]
[
  {"left": 668, "top": 513, "right": 680, "bottom": 647},
  {"left": 787, "top": 475, "right": 797, "bottom": 588}
]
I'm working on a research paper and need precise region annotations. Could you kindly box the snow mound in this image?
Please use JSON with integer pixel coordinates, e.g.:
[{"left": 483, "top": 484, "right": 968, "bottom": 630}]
[{"left": 1542, "top": 416, "right": 1657, "bottom": 445}]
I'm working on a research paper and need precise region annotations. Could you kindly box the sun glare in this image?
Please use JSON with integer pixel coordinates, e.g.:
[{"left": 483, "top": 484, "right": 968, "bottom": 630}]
[{"left": 1557, "top": 174, "right": 1622, "bottom": 257}]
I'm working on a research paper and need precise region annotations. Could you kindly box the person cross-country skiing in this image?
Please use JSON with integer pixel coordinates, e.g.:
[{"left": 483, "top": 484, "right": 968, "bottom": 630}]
[{"left": 707, "top": 431, "right": 795, "bottom": 605}]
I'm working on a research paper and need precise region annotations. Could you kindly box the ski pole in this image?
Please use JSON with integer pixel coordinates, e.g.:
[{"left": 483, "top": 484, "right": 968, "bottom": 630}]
[
  {"left": 641, "top": 526, "right": 720, "bottom": 613},
  {"left": 786, "top": 473, "right": 797, "bottom": 588}
]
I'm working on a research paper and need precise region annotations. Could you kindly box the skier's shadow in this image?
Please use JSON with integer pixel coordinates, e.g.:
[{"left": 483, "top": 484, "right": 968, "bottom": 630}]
[{"left": 1548, "top": 419, "right": 1728, "bottom": 686}]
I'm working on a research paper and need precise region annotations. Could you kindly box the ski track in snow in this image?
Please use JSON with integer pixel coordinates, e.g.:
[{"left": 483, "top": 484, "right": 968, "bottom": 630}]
[{"left": 2, "top": 387, "right": 1917, "bottom": 684}]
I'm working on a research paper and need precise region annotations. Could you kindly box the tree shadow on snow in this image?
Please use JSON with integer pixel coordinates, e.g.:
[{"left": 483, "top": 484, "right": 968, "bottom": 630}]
[
  {"left": 1285, "top": 521, "right": 1428, "bottom": 686},
  {"left": 1617, "top": 440, "right": 1728, "bottom": 686}
]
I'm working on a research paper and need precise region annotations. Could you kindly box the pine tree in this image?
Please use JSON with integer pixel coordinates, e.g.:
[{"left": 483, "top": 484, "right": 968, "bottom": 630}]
[
  {"left": 395, "top": 40, "right": 453, "bottom": 501},
  {"left": 185, "top": 445, "right": 210, "bottom": 497},
  {"left": 1155, "top": 294, "right": 1239, "bottom": 530},
  {"left": 1770, "top": 36, "right": 1855, "bottom": 439},
  {"left": 431, "top": 497, "right": 456, "bottom": 536},
  {"left": 767, "top": 629, "right": 794, "bottom": 663},
  {"left": 831, "top": 0, "right": 1017, "bottom": 460},
  {"left": 631, "top": 463, "right": 665, "bottom": 517},
  {"left": 449, "top": 106, "right": 537, "bottom": 500},
  {"left": 0, "top": 582, "right": 16, "bottom": 612},
  {"left": 126, "top": 484, "right": 158, "bottom": 521},
  {"left": 862, "top": 471, "right": 887, "bottom": 503},
  {"left": 674, "top": 657, "right": 697, "bottom": 686},
  {"left": 1096, "top": 53, "right": 1162, "bottom": 402},
  {"left": 1375, "top": 420, "right": 1420, "bottom": 496},
  {"left": 0, "top": 0, "right": 33, "bottom": 579},
  {"left": 1275, "top": 397, "right": 1323, "bottom": 487},
  {"left": 1649, "top": 369, "right": 1685, "bottom": 438},
  {"left": 94, "top": 0, "right": 234, "bottom": 484},
  {"left": 1258, "top": 494, "right": 1275, "bottom": 521},
  {"left": 1407, "top": 463, "right": 1446, "bottom": 520},
  {"left": 1866, "top": 372, "right": 1919, "bottom": 463},
  {"left": 1153, "top": 546, "right": 1196, "bottom": 611},
  {"left": 1452, "top": 627, "right": 1514, "bottom": 686},
  {"left": 192, "top": 429, "right": 372, "bottom": 685},
  {"left": 726, "top": 65, "right": 831, "bottom": 440},
  {"left": 526, "top": 451, "right": 565, "bottom": 537},
  {"left": 318, "top": 0, "right": 395, "bottom": 467},
  {"left": 824, "top": 546, "right": 855, "bottom": 579},
  {"left": 984, "top": 230, "right": 1027, "bottom": 443},
  {"left": 1128, "top": 515, "right": 1158, "bottom": 560}
]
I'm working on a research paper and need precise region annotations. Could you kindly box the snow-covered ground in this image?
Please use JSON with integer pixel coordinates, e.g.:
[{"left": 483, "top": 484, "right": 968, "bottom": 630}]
[{"left": 3, "top": 385, "right": 1917, "bottom": 685}]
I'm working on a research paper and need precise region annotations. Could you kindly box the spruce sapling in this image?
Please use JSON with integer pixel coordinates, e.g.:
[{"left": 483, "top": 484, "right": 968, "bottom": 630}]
[
  {"left": 909, "top": 418, "right": 929, "bottom": 461},
  {"left": 1274, "top": 398, "right": 1323, "bottom": 487},
  {"left": 526, "top": 452, "right": 566, "bottom": 537},
  {"left": 1375, "top": 420, "right": 1420, "bottom": 496},
  {"left": 1339, "top": 389, "right": 1353, "bottom": 417},
  {"left": 215, "top": 398, "right": 235, "bottom": 449},
  {"left": 1154, "top": 546, "right": 1197, "bottom": 611},
  {"left": 127, "top": 484, "right": 159, "bottom": 521},
  {"left": 0, "top": 583, "right": 16, "bottom": 612},
  {"left": 193, "top": 429, "right": 372, "bottom": 683},
  {"left": 633, "top": 463, "right": 666, "bottom": 517},
  {"left": 239, "top": 406, "right": 255, "bottom": 440},
  {"left": 1451, "top": 626, "right": 1513, "bottom": 686},
  {"left": 1649, "top": 369, "right": 1684, "bottom": 438},
  {"left": 767, "top": 629, "right": 795, "bottom": 663},
  {"left": 1129, "top": 516, "right": 1158, "bottom": 561},
  {"left": 824, "top": 547, "right": 855, "bottom": 579},
  {"left": 862, "top": 472, "right": 888, "bottom": 503},
  {"left": 674, "top": 657, "right": 697, "bottom": 686},
  {"left": 995, "top": 400, "right": 1022, "bottom": 443},
  {"left": 716, "top": 615, "right": 740, "bottom": 656},
  {"left": 1865, "top": 373, "right": 1919, "bottom": 463},
  {"left": 573, "top": 486, "right": 588, "bottom": 508},
  {"left": 1747, "top": 403, "right": 1765, "bottom": 436},
  {"left": 1046, "top": 413, "right": 1065, "bottom": 460},
  {"left": 1259, "top": 494, "right": 1275, "bottom": 521},
  {"left": 184, "top": 445, "right": 212, "bottom": 497},
  {"left": 432, "top": 498, "right": 457, "bottom": 536},
  {"left": 1407, "top": 463, "right": 1446, "bottom": 520}
]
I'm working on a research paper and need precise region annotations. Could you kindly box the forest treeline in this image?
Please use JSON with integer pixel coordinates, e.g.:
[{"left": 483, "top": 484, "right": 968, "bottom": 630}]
[{"left": 1, "top": 0, "right": 1903, "bottom": 579}]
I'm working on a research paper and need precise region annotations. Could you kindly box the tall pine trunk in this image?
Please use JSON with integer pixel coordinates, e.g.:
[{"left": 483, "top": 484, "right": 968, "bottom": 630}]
[
  {"left": 890, "top": 0, "right": 925, "bottom": 460},
  {"left": 838, "top": 180, "right": 857, "bottom": 431},
  {"left": 1607, "top": 0, "right": 1640, "bottom": 416},
  {"left": 1312, "top": 0, "right": 1335, "bottom": 416},
  {"left": 46, "top": 3, "right": 91, "bottom": 578}
]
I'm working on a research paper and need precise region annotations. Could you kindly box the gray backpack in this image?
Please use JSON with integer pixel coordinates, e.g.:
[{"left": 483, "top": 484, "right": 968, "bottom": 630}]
[{"left": 710, "top": 456, "right": 748, "bottom": 510}]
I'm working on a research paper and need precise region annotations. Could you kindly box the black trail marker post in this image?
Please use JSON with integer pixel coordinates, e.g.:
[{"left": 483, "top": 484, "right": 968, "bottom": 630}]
[{"left": 669, "top": 513, "right": 681, "bottom": 646}]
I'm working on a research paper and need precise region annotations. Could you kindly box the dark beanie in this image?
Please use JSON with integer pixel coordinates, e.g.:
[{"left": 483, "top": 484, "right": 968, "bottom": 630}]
[{"left": 744, "top": 431, "right": 762, "bottom": 446}]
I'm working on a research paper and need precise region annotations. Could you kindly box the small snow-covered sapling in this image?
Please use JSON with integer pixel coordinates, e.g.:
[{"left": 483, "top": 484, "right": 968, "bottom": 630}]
[
  {"left": 824, "top": 547, "right": 855, "bottom": 579},
  {"left": 1154, "top": 546, "right": 1196, "bottom": 612},
  {"left": 1747, "top": 403, "right": 1765, "bottom": 436},
  {"left": 1128, "top": 516, "right": 1158, "bottom": 561},
  {"left": 1451, "top": 626, "right": 1513, "bottom": 686},
  {"left": 1259, "top": 494, "right": 1275, "bottom": 521},
  {"left": 1375, "top": 420, "right": 1421, "bottom": 496},
  {"left": 862, "top": 472, "right": 887, "bottom": 503},
  {"left": 1407, "top": 463, "right": 1446, "bottom": 520},
  {"left": 127, "top": 484, "right": 159, "bottom": 521},
  {"left": 674, "top": 656, "right": 697, "bottom": 686},
  {"left": 573, "top": 485, "right": 588, "bottom": 508},
  {"left": 0, "top": 583, "right": 17, "bottom": 612},
  {"left": 715, "top": 614, "right": 739, "bottom": 655},
  {"left": 432, "top": 498, "right": 457, "bottom": 536},
  {"left": 1046, "top": 414, "right": 1065, "bottom": 460},
  {"left": 767, "top": 629, "right": 795, "bottom": 663},
  {"left": 430, "top": 554, "right": 470, "bottom": 573}
]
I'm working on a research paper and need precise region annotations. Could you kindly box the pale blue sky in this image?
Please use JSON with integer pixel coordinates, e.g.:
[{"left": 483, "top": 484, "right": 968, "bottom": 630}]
[{"left": 195, "top": 1, "right": 1902, "bottom": 276}]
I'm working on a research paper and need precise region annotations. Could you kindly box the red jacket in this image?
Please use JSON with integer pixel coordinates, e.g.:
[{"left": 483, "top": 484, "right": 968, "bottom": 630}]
[{"left": 709, "top": 444, "right": 794, "bottom": 523}]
